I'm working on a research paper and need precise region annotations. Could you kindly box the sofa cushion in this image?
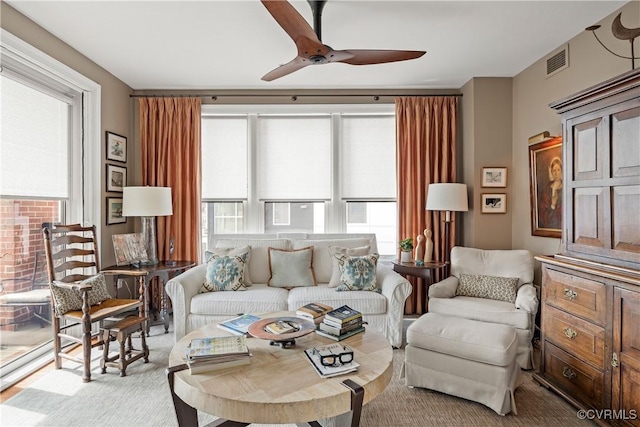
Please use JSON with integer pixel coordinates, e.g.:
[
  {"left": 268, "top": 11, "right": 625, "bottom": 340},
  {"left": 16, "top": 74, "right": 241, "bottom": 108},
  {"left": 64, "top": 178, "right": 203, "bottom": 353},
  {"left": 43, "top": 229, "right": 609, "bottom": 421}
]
[
  {"left": 328, "top": 245, "right": 371, "bottom": 287},
  {"left": 450, "top": 247, "right": 534, "bottom": 288},
  {"left": 190, "top": 283, "right": 289, "bottom": 315},
  {"left": 214, "top": 238, "right": 291, "bottom": 284},
  {"left": 268, "top": 247, "right": 315, "bottom": 288},
  {"left": 292, "top": 238, "right": 373, "bottom": 283},
  {"left": 205, "top": 246, "right": 252, "bottom": 285},
  {"left": 288, "top": 285, "right": 387, "bottom": 315},
  {"left": 428, "top": 296, "right": 531, "bottom": 330},
  {"left": 456, "top": 274, "right": 518, "bottom": 303},
  {"left": 201, "top": 251, "right": 249, "bottom": 293},
  {"left": 406, "top": 312, "right": 517, "bottom": 367},
  {"left": 335, "top": 254, "right": 380, "bottom": 293}
]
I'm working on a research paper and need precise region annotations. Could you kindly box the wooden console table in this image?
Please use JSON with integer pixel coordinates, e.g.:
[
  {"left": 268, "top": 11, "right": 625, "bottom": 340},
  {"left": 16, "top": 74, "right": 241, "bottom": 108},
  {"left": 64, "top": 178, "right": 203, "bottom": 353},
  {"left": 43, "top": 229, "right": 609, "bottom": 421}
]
[
  {"left": 102, "top": 261, "right": 195, "bottom": 335},
  {"left": 392, "top": 260, "right": 447, "bottom": 314}
]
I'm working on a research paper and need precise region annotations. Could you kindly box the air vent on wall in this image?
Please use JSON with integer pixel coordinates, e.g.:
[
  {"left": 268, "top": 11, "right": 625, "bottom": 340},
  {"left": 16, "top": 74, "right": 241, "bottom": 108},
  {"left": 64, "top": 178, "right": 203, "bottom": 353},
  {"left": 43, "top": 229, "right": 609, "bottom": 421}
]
[{"left": 546, "top": 44, "right": 569, "bottom": 78}]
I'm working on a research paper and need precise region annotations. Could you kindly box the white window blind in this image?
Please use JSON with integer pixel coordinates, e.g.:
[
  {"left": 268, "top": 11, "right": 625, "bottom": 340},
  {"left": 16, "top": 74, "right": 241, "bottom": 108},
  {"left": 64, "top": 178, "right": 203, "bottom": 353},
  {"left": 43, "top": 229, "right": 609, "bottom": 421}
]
[
  {"left": 258, "top": 116, "right": 331, "bottom": 201},
  {"left": 341, "top": 115, "right": 396, "bottom": 200},
  {"left": 0, "top": 75, "right": 69, "bottom": 199},
  {"left": 201, "top": 116, "right": 248, "bottom": 200}
]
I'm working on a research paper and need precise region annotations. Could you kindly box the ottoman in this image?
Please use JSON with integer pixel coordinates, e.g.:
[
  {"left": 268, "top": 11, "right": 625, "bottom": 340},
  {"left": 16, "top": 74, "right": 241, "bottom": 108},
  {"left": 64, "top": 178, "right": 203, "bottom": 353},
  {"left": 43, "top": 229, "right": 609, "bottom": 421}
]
[{"left": 402, "top": 312, "right": 522, "bottom": 415}]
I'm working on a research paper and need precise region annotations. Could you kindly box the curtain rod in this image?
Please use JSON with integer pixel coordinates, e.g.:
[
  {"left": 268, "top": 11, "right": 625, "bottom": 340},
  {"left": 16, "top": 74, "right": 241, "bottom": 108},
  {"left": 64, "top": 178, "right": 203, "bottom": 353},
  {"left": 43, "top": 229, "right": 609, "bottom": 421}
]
[{"left": 129, "top": 93, "right": 462, "bottom": 100}]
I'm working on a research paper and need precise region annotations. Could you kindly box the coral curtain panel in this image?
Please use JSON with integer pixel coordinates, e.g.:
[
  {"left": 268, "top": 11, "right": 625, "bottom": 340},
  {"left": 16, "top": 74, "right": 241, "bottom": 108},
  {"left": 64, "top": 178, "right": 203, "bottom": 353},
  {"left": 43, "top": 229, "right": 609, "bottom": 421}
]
[
  {"left": 396, "top": 96, "right": 458, "bottom": 314},
  {"left": 138, "top": 97, "right": 202, "bottom": 263}
]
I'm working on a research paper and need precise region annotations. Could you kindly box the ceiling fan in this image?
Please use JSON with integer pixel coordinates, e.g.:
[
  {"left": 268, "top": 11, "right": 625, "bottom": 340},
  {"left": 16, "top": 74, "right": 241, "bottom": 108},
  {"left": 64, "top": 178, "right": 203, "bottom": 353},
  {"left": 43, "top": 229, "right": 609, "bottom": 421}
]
[{"left": 260, "top": 0, "right": 426, "bottom": 81}]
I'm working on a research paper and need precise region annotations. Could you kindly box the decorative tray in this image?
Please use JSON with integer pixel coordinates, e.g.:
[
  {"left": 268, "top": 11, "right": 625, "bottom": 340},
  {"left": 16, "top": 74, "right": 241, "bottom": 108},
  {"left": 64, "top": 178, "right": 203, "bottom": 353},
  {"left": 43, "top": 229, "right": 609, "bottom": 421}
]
[{"left": 247, "top": 316, "right": 316, "bottom": 348}]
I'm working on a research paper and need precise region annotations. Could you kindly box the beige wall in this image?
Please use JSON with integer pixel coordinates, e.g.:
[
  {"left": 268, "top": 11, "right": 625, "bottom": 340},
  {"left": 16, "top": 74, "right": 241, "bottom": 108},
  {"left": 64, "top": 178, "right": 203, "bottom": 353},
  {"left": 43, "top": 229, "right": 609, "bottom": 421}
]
[
  {"left": 1, "top": 2, "right": 134, "bottom": 268},
  {"left": 510, "top": 0, "right": 639, "bottom": 269}
]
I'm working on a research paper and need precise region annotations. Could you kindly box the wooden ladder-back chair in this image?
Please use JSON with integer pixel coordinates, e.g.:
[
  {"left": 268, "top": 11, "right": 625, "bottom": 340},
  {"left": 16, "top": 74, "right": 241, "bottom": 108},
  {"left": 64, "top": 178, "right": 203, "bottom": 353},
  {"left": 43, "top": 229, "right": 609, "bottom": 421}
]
[{"left": 43, "top": 224, "right": 142, "bottom": 382}]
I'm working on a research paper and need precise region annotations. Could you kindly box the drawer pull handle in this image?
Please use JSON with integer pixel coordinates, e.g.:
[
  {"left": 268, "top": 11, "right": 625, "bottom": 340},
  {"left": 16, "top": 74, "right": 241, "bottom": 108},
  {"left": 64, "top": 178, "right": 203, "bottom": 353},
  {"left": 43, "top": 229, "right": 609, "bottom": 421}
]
[
  {"left": 564, "top": 289, "right": 578, "bottom": 300},
  {"left": 562, "top": 366, "right": 577, "bottom": 380},
  {"left": 563, "top": 327, "right": 578, "bottom": 339}
]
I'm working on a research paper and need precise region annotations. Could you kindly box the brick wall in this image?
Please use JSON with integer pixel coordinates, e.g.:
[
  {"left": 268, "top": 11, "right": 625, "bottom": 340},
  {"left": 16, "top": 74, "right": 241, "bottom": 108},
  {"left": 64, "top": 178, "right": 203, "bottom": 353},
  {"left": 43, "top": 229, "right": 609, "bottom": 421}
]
[{"left": 0, "top": 199, "right": 60, "bottom": 331}]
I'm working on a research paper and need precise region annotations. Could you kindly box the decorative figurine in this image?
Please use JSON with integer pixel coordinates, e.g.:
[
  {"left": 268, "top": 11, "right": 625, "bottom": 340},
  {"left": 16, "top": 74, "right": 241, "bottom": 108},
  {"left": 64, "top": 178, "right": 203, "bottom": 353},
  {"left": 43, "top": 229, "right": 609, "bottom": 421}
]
[
  {"left": 415, "top": 233, "right": 425, "bottom": 262},
  {"left": 166, "top": 237, "right": 176, "bottom": 266},
  {"left": 424, "top": 229, "right": 434, "bottom": 263}
]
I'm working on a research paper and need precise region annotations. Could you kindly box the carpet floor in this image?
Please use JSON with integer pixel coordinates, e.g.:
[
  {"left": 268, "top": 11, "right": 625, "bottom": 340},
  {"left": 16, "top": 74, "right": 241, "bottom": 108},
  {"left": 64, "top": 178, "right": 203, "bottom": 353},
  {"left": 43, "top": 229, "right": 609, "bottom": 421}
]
[{"left": 1, "top": 322, "right": 595, "bottom": 427}]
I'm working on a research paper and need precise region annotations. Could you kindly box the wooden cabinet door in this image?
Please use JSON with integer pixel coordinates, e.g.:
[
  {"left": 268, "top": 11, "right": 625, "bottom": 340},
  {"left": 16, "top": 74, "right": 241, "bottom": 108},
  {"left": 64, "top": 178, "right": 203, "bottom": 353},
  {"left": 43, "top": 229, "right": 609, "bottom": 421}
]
[{"left": 612, "top": 287, "right": 640, "bottom": 427}]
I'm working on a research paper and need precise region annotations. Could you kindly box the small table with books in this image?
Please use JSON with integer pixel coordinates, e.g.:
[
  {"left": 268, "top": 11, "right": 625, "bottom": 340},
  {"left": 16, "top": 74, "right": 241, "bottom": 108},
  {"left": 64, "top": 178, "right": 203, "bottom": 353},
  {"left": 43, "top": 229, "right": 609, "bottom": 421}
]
[{"left": 167, "top": 311, "right": 393, "bottom": 427}]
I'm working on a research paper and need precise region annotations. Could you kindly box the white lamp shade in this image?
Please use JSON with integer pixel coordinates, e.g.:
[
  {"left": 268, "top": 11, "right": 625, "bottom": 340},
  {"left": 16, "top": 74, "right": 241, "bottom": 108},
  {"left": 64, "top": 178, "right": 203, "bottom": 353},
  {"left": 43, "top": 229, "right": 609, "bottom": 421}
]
[
  {"left": 426, "top": 183, "right": 469, "bottom": 212},
  {"left": 122, "top": 186, "right": 173, "bottom": 217}
]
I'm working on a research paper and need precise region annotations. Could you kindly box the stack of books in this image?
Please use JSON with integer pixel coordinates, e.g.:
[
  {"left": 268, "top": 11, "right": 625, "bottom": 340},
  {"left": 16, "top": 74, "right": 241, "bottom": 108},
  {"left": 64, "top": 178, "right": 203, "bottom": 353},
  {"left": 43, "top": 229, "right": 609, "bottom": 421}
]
[
  {"left": 315, "top": 305, "right": 365, "bottom": 341},
  {"left": 185, "top": 335, "right": 251, "bottom": 374},
  {"left": 217, "top": 313, "right": 261, "bottom": 335},
  {"left": 296, "top": 302, "right": 333, "bottom": 324}
]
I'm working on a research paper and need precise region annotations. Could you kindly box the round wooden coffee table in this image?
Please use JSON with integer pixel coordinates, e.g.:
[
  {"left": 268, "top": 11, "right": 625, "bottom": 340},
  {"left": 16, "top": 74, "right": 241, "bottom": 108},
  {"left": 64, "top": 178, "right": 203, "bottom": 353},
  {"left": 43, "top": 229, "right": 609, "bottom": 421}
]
[{"left": 167, "top": 312, "right": 393, "bottom": 426}]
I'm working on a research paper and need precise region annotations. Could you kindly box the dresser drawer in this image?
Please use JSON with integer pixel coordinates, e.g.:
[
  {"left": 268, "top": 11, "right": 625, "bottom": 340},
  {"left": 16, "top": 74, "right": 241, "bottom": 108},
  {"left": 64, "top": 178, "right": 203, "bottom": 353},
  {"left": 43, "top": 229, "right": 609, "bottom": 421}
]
[
  {"left": 542, "top": 304, "right": 605, "bottom": 369},
  {"left": 543, "top": 267, "right": 607, "bottom": 326},
  {"left": 545, "top": 342, "right": 605, "bottom": 409}
]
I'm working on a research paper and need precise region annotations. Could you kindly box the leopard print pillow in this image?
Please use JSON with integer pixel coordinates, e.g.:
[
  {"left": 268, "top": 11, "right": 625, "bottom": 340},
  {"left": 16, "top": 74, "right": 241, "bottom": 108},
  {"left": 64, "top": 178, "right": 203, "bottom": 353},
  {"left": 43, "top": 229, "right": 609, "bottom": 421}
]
[{"left": 456, "top": 274, "right": 518, "bottom": 303}]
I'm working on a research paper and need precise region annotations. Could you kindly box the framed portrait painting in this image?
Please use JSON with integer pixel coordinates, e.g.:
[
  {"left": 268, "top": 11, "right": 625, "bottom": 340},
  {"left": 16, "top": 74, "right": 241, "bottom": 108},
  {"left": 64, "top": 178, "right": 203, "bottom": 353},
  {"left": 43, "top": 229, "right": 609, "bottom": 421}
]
[
  {"left": 529, "top": 136, "right": 563, "bottom": 238},
  {"left": 106, "top": 164, "right": 126, "bottom": 193},
  {"left": 106, "top": 131, "right": 127, "bottom": 163}
]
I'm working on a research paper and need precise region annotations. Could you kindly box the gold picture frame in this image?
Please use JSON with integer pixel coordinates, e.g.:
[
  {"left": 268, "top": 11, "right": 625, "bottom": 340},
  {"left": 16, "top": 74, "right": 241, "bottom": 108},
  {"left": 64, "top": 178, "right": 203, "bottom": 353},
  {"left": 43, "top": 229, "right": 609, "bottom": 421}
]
[{"left": 528, "top": 136, "right": 563, "bottom": 238}]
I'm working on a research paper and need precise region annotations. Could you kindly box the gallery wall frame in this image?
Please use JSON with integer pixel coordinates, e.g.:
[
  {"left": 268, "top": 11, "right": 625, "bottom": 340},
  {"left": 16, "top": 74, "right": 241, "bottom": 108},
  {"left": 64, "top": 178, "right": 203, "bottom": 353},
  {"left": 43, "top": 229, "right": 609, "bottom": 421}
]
[
  {"left": 481, "top": 193, "right": 507, "bottom": 214},
  {"left": 106, "top": 197, "right": 126, "bottom": 225},
  {"left": 106, "top": 131, "right": 127, "bottom": 163},
  {"left": 481, "top": 167, "right": 507, "bottom": 188},
  {"left": 106, "top": 164, "right": 126, "bottom": 193},
  {"left": 528, "top": 136, "right": 563, "bottom": 238}
]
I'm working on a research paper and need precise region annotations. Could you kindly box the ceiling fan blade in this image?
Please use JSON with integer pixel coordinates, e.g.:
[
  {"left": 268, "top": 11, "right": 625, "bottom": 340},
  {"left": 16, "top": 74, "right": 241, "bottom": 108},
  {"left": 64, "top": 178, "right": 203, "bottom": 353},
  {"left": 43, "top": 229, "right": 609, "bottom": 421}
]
[
  {"left": 261, "top": 56, "right": 309, "bottom": 81},
  {"left": 339, "top": 49, "right": 426, "bottom": 65},
  {"left": 261, "top": 0, "right": 319, "bottom": 44}
]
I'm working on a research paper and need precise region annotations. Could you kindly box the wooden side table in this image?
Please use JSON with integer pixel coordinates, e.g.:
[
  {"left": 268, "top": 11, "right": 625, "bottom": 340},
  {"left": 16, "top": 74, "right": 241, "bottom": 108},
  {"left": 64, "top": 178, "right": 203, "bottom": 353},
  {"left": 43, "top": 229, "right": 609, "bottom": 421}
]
[
  {"left": 392, "top": 260, "right": 447, "bottom": 314},
  {"left": 102, "top": 260, "right": 196, "bottom": 335}
]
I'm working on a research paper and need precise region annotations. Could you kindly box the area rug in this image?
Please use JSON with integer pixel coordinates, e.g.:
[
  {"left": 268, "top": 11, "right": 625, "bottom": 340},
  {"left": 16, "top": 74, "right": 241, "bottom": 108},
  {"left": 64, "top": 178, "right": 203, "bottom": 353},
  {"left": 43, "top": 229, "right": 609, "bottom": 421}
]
[{"left": 2, "top": 322, "right": 592, "bottom": 427}]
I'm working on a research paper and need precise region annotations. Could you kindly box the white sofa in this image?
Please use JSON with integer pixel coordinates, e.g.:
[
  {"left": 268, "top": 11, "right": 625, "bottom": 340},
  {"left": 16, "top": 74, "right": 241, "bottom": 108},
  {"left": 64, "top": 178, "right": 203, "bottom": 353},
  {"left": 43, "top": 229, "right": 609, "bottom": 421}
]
[
  {"left": 427, "top": 246, "right": 538, "bottom": 369},
  {"left": 166, "top": 234, "right": 412, "bottom": 348}
]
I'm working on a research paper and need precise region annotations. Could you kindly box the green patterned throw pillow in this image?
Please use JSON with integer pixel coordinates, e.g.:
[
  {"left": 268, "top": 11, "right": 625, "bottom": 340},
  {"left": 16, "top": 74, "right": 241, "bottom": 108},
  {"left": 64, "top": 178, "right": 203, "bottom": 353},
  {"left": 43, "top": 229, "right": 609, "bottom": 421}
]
[
  {"left": 335, "top": 253, "right": 380, "bottom": 292},
  {"left": 456, "top": 273, "right": 518, "bottom": 303},
  {"left": 201, "top": 251, "right": 249, "bottom": 292}
]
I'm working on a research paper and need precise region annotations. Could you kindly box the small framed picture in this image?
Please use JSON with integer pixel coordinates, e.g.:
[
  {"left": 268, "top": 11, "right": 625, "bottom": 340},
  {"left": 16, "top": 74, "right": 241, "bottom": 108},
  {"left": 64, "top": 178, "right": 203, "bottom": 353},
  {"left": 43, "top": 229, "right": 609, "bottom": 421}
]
[
  {"left": 106, "top": 131, "right": 127, "bottom": 163},
  {"left": 481, "top": 193, "right": 507, "bottom": 214},
  {"left": 106, "top": 164, "right": 126, "bottom": 193},
  {"left": 482, "top": 167, "right": 507, "bottom": 188},
  {"left": 106, "top": 197, "right": 126, "bottom": 225}
]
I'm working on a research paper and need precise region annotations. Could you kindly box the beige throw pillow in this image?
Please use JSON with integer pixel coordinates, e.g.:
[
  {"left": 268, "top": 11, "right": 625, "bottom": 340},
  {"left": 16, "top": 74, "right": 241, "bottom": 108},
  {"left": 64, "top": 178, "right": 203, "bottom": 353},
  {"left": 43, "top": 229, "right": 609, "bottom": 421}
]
[
  {"left": 268, "top": 247, "right": 316, "bottom": 289},
  {"left": 456, "top": 273, "right": 518, "bottom": 303},
  {"left": 328, "top": 245, "right": 371, "bottom": 287}
]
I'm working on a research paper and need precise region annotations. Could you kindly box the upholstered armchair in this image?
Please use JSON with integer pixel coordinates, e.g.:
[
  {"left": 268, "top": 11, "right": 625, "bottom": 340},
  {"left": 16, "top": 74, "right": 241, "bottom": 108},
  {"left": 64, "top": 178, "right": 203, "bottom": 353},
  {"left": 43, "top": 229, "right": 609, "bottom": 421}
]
[{"left": 428, "top": 246, "right": 538, "bottom": 369}]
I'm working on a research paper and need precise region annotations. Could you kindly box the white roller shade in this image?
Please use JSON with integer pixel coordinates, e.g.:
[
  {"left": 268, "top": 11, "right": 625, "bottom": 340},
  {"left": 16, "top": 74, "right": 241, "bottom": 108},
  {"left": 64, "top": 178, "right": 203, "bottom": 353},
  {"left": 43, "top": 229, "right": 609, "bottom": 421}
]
[
  {"left": 341, "top": 115, "right": 396, "bottom": 200},
  {"left": 201, "top": 116, "right": 248, "bottom": 200},
  {"left": 0, "top": 75, "right": 69, "bottom": 198},
  {"left": 258, "top": 116, "right": 331, "bottom": 200}
]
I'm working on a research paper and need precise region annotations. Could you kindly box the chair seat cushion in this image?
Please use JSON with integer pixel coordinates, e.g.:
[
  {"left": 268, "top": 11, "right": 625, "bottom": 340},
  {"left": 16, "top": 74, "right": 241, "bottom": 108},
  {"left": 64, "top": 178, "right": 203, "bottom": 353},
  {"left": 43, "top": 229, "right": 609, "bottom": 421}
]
[
  {"left": 429, "top": 295, "right": 531, "bottom": 330},
  {"left": 190, "top": 283, "right": 289, "bottom": 315},
  {"left": 406, "top": 313, "right": 517, "bottom": 367}
]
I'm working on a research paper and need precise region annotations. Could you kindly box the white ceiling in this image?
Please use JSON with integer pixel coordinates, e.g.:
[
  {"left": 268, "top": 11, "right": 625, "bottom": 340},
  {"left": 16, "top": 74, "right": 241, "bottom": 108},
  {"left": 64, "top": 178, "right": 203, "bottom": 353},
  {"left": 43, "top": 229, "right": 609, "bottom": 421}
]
[{"left": 5, "top": 0, "right": 628, "bottom": 90}]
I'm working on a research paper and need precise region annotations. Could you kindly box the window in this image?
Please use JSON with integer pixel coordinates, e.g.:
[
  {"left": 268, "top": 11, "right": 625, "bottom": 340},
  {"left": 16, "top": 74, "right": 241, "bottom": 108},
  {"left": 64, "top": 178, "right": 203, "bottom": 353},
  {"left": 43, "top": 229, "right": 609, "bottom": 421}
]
[
  {"left": 0, "top": 29, "right": 100, "bottom": 389},
  {"left": 201, "top": 105, "right": 397, "bottom": 255}
]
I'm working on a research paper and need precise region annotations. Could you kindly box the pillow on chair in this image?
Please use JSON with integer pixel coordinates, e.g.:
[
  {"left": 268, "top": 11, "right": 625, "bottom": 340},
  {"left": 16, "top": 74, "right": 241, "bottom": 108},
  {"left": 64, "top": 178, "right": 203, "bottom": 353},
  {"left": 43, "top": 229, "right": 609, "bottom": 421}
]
[
  {"left": 456, "top": 273, "right": 518, "bottom": 303},
  {"left": 85, "top": 273, "right": 112, "bottom": 306},
  {"left": 49, "top": 273, "right": 112, "bottom": 316}
]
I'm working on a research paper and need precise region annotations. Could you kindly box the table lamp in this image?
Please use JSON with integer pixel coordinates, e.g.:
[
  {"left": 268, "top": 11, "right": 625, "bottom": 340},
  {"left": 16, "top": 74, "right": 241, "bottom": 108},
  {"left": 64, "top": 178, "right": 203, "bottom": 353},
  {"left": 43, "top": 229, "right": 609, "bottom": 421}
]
[
  {"left": 425, "top": 183, "right": 468, "bottom": 266},
  {"left": 122, "top": 186, "right": 173, "bottom": 265}
]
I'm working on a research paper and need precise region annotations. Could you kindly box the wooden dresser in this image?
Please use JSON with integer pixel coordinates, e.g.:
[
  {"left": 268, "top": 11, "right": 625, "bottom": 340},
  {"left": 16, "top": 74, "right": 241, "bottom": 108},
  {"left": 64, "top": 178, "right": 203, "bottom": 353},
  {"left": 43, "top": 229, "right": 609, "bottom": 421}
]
[{"left": 533, "top": 69, "right": 640, "bottom": 426}]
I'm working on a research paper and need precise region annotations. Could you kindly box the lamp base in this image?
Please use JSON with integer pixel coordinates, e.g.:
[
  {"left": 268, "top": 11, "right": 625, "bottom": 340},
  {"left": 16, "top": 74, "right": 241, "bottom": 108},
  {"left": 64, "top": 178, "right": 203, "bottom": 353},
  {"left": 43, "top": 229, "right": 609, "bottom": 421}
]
[{"left": 140, "top": 216, "right": 159, "bottom": 265}]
